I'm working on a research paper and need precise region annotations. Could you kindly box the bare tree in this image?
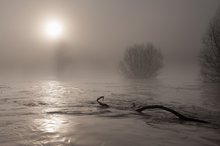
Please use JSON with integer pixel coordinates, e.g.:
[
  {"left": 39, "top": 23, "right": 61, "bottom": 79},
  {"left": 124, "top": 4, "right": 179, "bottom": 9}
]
[
  {"left": 120, "top": 43, "right": 163, "bottom": 79},
  {"left": 200, "top": 7, "right": 220, "bottom": 82}
]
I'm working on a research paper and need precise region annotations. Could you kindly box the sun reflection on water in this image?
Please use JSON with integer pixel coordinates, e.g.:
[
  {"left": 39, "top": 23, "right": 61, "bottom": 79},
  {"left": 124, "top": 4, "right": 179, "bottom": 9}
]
[
  {"left": 43, "top": 80, "right": 66, "bottom": 97},
  {"left": 39, "top": 80, "right": 67, "bottom": 105},
  {"left": 36, "top": 81, "right": 68, "bottom": 133},
  {"left": 33, "top": 81, "right": 81, "bottom": 140},
  {"left": 35, "top": 115, "right": 67, "bottom": 133},
  {"left": 32, "top": 114, "right": 76, "bottom": 145},
  {"left": 29, "top": 80, "right": 82, "bottom": 145}
]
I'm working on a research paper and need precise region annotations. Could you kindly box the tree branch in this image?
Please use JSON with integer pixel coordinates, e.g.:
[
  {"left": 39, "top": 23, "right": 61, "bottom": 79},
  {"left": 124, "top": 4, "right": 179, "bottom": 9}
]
[
  {"left": 96, "top": 96, "right": 109, "bottom": 108},
  {"left": 135, "top": 105, "right": 209, "bottom": 123}
]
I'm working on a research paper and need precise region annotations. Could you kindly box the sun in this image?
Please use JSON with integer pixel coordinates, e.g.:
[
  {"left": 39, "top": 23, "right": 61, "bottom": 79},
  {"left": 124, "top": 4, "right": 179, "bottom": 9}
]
[{"left": 44, "top": 19, "right": 63, "bottom": 39}]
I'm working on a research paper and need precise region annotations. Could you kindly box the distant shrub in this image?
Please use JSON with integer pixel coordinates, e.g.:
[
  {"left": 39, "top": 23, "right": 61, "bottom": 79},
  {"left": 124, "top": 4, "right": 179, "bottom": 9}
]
[
  {"left": 120, "top": 43, "right": 163, "bottom": 79},
  {"left": 200, "top": 7, "right": 220, "bottom": 82}
]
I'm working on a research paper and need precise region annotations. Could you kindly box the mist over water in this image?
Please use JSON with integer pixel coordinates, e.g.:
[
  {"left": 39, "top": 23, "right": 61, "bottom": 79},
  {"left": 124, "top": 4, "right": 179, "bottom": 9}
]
[
  {"left": 0, "top": 0, "right": 219, "bottom": 75},
  {"left": 0, "top": 0, "right": 220, "bottom": 146}
]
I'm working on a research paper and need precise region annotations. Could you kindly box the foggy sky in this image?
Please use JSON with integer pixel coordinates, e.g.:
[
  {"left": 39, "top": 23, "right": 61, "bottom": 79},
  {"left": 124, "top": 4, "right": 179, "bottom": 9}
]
[{"left": 0, "top": 0, "right": 220, "bottom": 66}]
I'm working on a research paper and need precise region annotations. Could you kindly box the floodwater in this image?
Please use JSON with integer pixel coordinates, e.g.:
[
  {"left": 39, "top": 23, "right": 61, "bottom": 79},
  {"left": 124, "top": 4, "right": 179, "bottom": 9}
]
[{"left": 0, "top": 76, "right": 220, "bottom": 146}]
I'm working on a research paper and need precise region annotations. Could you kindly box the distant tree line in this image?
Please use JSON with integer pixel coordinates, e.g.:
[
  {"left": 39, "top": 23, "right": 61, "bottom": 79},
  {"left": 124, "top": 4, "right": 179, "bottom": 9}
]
[{"left": 55, "top": 6, "right": 220, "bottom": 81}]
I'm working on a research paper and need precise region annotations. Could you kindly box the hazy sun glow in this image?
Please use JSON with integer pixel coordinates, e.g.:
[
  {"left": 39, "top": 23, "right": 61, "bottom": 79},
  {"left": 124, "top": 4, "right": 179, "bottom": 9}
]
[{"left": 44, "top": 19, "right": 63, "bottom": 39}]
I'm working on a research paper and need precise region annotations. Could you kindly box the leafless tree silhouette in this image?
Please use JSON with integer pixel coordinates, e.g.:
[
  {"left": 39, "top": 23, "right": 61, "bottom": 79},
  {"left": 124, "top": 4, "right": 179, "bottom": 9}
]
[
  {"left": 120, "top": 43, "right": 163, "bottom": 79},
  {"left": 200, "top": 7, "right": 220, "bottom": 82}
]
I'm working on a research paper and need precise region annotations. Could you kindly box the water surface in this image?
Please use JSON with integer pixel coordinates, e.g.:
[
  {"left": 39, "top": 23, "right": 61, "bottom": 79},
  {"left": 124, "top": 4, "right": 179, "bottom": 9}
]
[{"left": 0, "top": 78, "right": 219, "bottom": 146}]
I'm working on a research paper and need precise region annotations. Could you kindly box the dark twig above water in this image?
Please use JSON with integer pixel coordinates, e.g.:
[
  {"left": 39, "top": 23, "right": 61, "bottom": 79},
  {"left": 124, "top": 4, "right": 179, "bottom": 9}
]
[{"left": 96, "top": 96, "right": 109, "bottom": 108}]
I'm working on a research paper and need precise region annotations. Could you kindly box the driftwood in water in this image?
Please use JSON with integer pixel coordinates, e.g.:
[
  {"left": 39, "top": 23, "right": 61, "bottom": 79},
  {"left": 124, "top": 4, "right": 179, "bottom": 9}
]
[
  {"left": 135, "top": 105, "right": 209, "bottom": 123},
  {"left": 97, "top": 96, "right": 109, "bottom": 108},
  {"left": 96, "top": 96, "right": 209, "bottom": 124}
]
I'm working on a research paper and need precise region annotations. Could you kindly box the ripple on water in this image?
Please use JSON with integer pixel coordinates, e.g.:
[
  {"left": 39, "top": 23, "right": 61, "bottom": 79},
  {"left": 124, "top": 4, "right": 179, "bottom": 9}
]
[{"left": 0, "top": 80, "right": 220, "bottom": 146}]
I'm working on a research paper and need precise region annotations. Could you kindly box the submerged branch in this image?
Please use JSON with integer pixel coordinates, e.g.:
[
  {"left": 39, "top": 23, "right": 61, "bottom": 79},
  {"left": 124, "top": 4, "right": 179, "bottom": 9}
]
[
  {"left": 96, "top": 97, "right": 209, "bottom": 124},
  {"left": 135, "top": 105, "right": 209, "bottom": 123}
]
